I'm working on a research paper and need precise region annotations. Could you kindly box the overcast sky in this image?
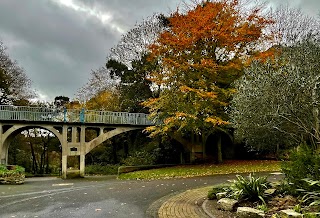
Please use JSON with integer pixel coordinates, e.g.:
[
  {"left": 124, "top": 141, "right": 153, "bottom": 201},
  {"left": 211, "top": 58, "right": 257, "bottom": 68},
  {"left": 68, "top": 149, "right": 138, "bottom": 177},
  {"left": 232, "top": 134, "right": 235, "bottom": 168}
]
[{"left": 0, "top": 0, "right": 319, "bottom": 102}]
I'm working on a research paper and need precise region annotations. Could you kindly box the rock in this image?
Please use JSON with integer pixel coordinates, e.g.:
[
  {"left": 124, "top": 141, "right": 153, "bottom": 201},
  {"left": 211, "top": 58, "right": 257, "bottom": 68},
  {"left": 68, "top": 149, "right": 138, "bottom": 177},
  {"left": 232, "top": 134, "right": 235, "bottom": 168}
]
[
  {"left": 217, "top": 198, "right": 238, "bottom": 211},
  {"left": 0, "top": 173, "right": 25, "bottom": 184},
  {"left": 264, "top": 188, "right": 277, "bottom": 196},
  {"left": 216, "top": 192, "right": 227, "bottom": 200},
  {"left": 270, "top": 182, "right": 280, "bottom": 188},
  {"left": 237, "top": 207, "right": 265, "bottom": 218},
  {"left": 279, "top": 209, "right": 303, "bottom": 218}
]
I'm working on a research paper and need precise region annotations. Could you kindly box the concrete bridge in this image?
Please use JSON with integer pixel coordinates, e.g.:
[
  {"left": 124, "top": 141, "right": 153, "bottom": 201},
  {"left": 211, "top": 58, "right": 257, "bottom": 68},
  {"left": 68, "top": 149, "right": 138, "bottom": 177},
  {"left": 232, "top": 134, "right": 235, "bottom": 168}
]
[{"left": 0, "top": 105, "right": 155, "bottom": 178}]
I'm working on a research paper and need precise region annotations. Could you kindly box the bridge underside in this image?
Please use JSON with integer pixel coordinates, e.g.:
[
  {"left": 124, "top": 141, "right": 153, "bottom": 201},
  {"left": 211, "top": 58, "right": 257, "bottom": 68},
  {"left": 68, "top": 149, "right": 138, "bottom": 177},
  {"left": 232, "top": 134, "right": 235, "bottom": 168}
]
[{"left": 0, "top": 122, "right": 141, "bottom": 178}]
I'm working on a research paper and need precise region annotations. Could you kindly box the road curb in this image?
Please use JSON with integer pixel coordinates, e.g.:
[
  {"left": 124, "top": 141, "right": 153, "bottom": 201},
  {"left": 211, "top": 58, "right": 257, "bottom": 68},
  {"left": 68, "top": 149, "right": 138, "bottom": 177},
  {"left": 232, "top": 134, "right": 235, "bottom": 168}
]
[{"left": 202, "top": 199, "right": 216, "bottom": 218}]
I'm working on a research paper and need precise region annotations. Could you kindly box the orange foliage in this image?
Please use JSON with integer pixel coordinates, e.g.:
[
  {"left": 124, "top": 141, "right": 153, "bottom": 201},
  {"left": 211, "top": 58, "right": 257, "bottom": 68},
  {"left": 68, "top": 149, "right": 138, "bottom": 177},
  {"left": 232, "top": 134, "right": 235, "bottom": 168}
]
[{"left": 145, "top": 0, "right": 275, "bottom": 135}]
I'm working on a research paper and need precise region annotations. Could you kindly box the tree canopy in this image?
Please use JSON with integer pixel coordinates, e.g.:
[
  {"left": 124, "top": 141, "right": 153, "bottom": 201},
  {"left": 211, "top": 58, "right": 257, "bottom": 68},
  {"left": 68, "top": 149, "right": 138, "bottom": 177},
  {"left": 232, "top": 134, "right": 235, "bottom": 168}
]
[
  {"left": 230, "top": 39, "right": 320, "bottom": 151},
  {"left": 143, "top": 0, "right": 274, "bottom": 137},
  {"left": 0, "top": 41, "right": 34, "bottom": 105}
]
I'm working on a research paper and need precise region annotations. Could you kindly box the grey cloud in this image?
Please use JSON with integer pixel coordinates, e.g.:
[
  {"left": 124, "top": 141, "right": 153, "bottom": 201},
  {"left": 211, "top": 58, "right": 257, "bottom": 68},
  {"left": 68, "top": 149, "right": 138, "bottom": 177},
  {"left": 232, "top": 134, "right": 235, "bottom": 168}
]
[
  {"left": 0, "top": 0, "right": 121, "bottom": 101},
  {"left": 0, "top": 0, "right": 317, "bottom": 102},
  {"left": 0, "top": 0, "right": 183, "bottom": 101}
]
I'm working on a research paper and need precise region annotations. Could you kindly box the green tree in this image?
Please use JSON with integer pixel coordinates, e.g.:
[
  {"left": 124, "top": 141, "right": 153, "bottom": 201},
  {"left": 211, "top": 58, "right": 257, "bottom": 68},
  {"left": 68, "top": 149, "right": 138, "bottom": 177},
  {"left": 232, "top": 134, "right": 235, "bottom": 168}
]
[
  {"left": 0, "top": 40, "right": 34, "bottom": 105},
  {"left": 230, "top": 39, "right": 320, "bottom": 152},
  {"left": 54, "top": 96, "right": 70, "bottom": 108},
  {"left": 106, "top": 55, "right": 155, "bottom": 113}
]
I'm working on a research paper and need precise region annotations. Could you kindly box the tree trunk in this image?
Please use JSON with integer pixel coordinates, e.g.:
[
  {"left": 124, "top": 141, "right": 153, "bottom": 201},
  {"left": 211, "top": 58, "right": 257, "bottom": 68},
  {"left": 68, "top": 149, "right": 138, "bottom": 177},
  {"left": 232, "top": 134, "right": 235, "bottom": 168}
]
[
  {"left": 312, "top": 84, "right": 319, "bottom": 150},
  {"left": 40, "top": 149, "right": 45, "bottom": 174},
  {"left": 169, "top": 132, "right": 193, "bottom": 152},
  {"left": 29, "top": 142, "right": 38, "bottom": 174},
  {"left": 202, "top": 134, "right": 209, "bottom": 160},
  {"left": 46, "top": 147, "right": 49, "bottom": 174},
  {"left": 112, "top": 144, "right": 118, "bottom": 164},
  {"left": 217, "top": 134, "right": 223, "bottom": 164}
]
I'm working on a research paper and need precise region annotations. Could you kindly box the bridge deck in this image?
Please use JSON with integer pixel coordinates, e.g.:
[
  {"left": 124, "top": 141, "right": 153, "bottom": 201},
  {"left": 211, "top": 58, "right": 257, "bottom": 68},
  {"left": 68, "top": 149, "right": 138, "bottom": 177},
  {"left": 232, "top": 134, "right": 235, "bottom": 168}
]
[{"left": 0, "top": 105, "right": 154, "bottom": 126}]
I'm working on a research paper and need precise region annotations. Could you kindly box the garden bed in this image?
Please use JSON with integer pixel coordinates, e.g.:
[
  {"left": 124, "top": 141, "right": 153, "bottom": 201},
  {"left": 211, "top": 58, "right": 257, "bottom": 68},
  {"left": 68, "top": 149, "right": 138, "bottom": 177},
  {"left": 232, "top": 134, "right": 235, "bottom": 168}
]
[
  {"left": 206, "top": 175, "right": 320, "bottom": 218},
  {"left": 0, "top": 165, "right": 25, "bottom": 184}
]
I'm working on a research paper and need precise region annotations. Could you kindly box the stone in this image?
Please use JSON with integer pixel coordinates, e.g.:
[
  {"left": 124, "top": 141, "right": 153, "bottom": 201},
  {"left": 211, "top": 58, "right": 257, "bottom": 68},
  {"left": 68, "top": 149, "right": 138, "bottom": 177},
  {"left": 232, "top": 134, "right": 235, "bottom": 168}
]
[
  {"left": 0, "top": 173, "right": 25, "bottom": 184},
  {"left": 236, "top": 207, "right": 265, "bottom": 218},
  {"left": 217, "top": 198, "right": 238, "bottom": 211},
  {"left": 216, "top": 192, "right": 227, "bottom": 200},
  {"left": 264, "top": 188, "right": 277, "bottom": 196},
  {"left": 279, "top": 209, "right": 303, "bottom": 218}
]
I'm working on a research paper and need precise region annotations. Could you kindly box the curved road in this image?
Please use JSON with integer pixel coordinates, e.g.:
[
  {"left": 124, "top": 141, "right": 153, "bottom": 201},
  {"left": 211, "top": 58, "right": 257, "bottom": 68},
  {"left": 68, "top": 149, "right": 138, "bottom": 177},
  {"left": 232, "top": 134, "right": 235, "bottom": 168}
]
[{"left": 0, "top": 173, "right": 282, "bottom": 218}]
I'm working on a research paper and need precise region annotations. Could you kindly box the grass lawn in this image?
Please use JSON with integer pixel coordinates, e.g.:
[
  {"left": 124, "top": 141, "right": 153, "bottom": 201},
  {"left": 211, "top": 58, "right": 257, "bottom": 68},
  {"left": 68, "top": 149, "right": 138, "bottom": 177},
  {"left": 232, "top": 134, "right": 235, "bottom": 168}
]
[{"left": 118, "top": 160, "right": 281, "bottom": 180}]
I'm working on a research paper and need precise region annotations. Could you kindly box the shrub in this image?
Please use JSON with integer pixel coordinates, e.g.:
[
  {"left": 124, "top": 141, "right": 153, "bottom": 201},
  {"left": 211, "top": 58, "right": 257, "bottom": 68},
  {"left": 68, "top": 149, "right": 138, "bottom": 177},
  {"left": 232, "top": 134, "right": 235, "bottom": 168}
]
[
  {"left": 121, "top": 150, "right": 156, "bottom": 166},
  {"left": 207, "top": 184, "right": 230, "bottom": 200},
  {"left": 228, "top": 174, "right": 270, "bottom": 203},
  {"left": 282, "top": 144, "right": 320, "bottom": 190},
  {"left": 85, "top": 164, "right": 119, "bottom": 175},
  {"left": 0, "top": 164, "right": 25, "bottom": 175},
  {"left": 0, "top": 164, "right": 8, "bottom": 173},
  {"left": 276, "top": 180, "right": 298, "bottom": 196}
]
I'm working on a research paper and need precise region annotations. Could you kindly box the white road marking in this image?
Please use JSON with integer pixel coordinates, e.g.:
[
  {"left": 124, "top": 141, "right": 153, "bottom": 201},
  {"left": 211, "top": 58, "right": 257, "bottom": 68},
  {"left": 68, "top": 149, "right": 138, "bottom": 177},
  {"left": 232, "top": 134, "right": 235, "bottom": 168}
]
[{"left": 52, "top": 183, "right": 74, "bottom": 186}]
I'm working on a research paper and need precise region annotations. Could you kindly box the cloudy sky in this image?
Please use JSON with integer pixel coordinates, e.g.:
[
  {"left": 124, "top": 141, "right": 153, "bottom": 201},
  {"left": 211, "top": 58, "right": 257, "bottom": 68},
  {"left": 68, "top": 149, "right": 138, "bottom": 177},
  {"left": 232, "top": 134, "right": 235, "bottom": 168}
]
[{"left": 0, "top": 0, "right": 319, "bottom": 102}]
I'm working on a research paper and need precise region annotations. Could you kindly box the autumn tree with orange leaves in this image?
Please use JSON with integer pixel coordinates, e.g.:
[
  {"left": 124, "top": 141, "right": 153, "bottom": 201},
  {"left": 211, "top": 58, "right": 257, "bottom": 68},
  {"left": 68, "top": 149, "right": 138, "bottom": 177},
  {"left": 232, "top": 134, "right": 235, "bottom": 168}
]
[{"left": 143, "top": 0, "right": 274, "bottom": 162}]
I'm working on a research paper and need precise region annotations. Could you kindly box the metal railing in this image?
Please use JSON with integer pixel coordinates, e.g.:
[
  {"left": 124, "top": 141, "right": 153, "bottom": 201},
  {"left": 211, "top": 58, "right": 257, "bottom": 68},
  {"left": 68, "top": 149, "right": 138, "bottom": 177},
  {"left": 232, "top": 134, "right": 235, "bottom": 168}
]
[{"left": 0, "top": 105, "right": 154, "bottom": 125}]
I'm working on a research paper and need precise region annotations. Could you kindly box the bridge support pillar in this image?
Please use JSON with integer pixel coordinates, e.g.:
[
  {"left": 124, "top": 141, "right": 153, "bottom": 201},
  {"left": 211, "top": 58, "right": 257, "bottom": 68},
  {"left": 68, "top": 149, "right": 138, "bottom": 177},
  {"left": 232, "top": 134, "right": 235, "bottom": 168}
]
[
  {"left": 79, "top": 125, "right": 85, "bottom": 177},
  {"left": 0, "top": 141, "right": 9, "bottom": 165},
  {"left": 61, "top": 125, "right": 68, "bottom": 179},
  {"left": 0, "top": 124, "right": 4, "bottom": 164}
]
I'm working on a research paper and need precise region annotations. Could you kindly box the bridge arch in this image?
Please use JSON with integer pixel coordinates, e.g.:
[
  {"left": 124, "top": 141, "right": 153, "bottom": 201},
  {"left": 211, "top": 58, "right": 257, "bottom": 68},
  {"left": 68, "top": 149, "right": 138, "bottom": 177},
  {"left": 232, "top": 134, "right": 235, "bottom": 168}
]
[
  {"left": 85, "top": 127, "right": 141, "bottom": 154},
  {"left": 0, "top": 124, "right": 63, "bottom": 165}
]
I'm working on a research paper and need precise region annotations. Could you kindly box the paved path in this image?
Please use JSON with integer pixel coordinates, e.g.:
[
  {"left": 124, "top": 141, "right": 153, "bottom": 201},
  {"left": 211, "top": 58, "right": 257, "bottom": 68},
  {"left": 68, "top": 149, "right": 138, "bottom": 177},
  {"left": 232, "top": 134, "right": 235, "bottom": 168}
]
[
  {"left": 0, "top": 172, "right": 283, "bottom": 217},
  {"left": 0, "top": 175, "right": 228, "bottom": 218},
  {"left": 158, "top": 187, "right": 211, "bottom": 218}
]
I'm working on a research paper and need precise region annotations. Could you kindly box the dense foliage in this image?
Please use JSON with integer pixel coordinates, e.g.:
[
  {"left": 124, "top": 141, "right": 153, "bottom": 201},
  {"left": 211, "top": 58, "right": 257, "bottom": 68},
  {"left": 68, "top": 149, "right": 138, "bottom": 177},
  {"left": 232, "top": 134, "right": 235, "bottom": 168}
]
[
  {"left": 144, "top": 0, "right": 274, "bottom": 139},
  {"left": 0, "top": 164, "right": 25, "bottom": 174},
  {"left": 282, "top": 145, "right": 320, "bottom": 191},
  {"left": 230, "top": 40, "right": 320, "bottom": 152}
]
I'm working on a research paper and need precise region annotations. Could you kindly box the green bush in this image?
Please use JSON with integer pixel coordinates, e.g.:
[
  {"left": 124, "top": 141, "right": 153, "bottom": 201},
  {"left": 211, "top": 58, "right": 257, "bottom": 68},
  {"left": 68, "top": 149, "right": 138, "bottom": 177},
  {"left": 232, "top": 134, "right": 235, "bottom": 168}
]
[
  {"left": 228, "top": 174, "right": 270, "bottom": 203},
  {"left": 282, "top": 144, "right": 320, "bottom": 190},
  {"left": 276, "top": 180, "right": 298, "bottom": 196},
  {"left": 0, "top": 164, "right": 25, "bottom": 175},
  {"left": 14, "top": 165, "right": 25, "bottom": 174},
  {"left": 208, "top": 184, "right": 230, "bottom": 200},
  {"left": 85, "top": 164, "right": 118, "bottom": 175},
  {"left": 0, "top": 164, "right": 7, "bottom": 172},
  {"left": 121, "top": 150, "right": 156, "bottom": 166}
]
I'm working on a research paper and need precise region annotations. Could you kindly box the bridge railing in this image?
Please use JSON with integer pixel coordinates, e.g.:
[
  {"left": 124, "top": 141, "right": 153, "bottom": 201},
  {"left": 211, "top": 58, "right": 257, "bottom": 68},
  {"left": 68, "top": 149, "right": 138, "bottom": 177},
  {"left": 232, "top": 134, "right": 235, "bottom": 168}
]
[{"left": 0, "top": 105, "right": 154, "bottom": 125}]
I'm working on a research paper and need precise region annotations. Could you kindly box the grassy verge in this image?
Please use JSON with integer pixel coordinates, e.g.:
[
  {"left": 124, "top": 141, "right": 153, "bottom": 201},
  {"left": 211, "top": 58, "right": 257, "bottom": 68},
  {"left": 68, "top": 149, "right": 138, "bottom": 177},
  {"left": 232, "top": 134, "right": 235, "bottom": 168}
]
[
  {"left": 118, "top": 160, "right": 281, "bottom": 180},
  {"left": 85, "top": 164, "right": 119, "bottom": 175}
]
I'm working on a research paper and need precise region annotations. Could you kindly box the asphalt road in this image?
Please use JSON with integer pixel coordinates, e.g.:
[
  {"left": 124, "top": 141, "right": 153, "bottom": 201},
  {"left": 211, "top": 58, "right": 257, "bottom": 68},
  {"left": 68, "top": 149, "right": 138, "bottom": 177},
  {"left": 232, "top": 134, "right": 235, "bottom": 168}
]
[{"left": 0, "top": 172, "right": 282, "bottom": 218}]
